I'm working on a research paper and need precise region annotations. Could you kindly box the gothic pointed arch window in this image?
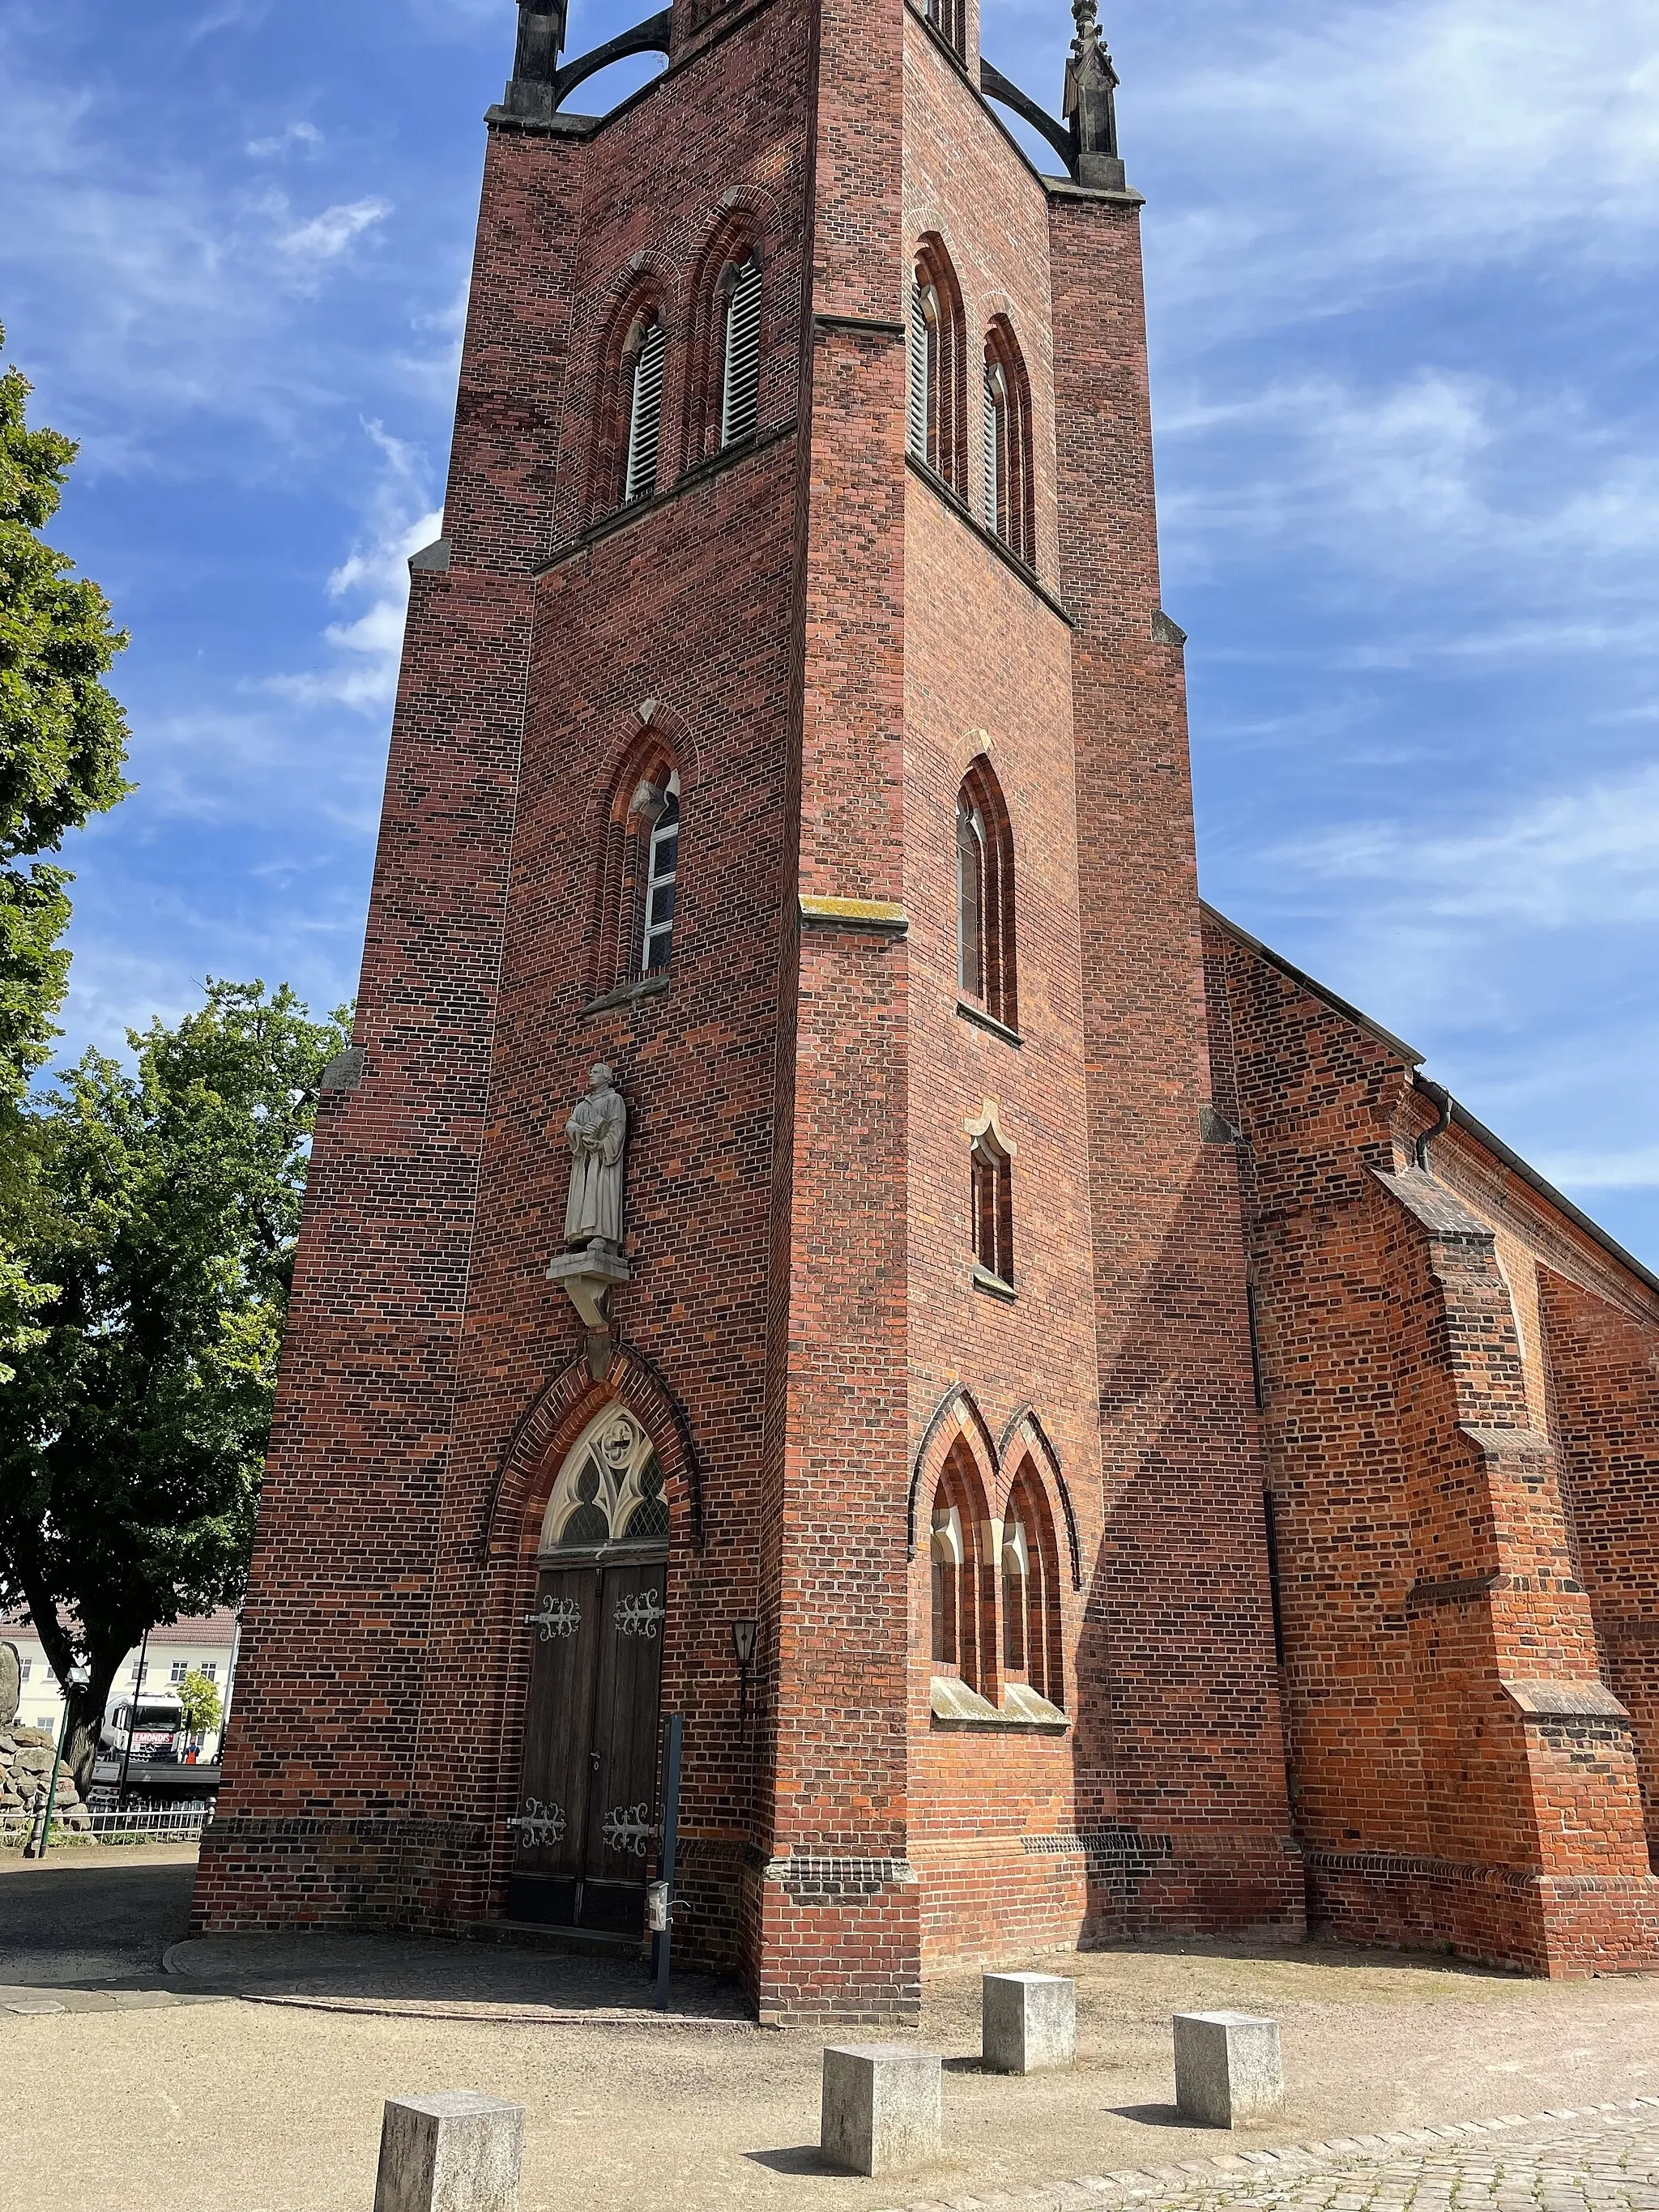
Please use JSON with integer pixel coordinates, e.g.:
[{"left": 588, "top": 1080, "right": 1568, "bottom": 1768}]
[
  {"left": 908, "top": 238, "right": 967, "bottom": 495},
  {"left": 956, "top": 755, "right": 1017, "bottom": 1031},
  {"left": 591, "top": 734, "right": 684, "bottom": 996},
  {"left": 543, "top": 1408, "right": 669, "bottom": 1550},
  {"left": 929, "top": 1443, "right": 988, "bottom": 1693},
  {"left": 591, "top": 287, "right": 672, "bottom": 520},
  {"left": 983, "top": 319, "right": 1035, "bottom": 569},
  {"left": 1001, "top": 1460, "right": 1063, "bottom": 1709},
  {"left": 965, "top": 1099, "right": 1015, "bottom": 1290}
]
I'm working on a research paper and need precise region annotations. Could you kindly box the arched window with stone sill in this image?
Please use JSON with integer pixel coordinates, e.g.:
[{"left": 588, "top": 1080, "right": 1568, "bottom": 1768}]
[
  {"left": 983, "top": 318, "right": 1035, "bottom": 569},
  {"left": 590, "top": 732, "right": 683, "bottom": 999},
  {"left": 908, "top": 238, "right": 967, "bottom": 496},
  {"left": 929, "top": 1445, "right": 989, "bottom": 1694},
  {"left": 965, "top": 1098, "right": 1016, "bottom": 1294},
  {"left": 591, "top": 288, "right": 671, "bottom": 521},
  {"left": 956, "top": 756, "right": 1017, "bottom": 1032},
  {"left": 1000, "top": 1461, "right": 1063, "bottom": 1711}
]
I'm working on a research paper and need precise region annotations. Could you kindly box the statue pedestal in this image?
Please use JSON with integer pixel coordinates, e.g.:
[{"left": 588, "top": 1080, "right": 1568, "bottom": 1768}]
[{"left": 546, "top": 1248, "right": 630, "bottom": 1330}]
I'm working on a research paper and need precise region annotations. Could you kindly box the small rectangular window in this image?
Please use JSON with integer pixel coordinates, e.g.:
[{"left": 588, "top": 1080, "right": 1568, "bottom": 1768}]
[
  {"left": 170, "top": 1661, "right": 189, "bottom": 1683},
  {"left": 200, "top": 1662, "right": 217, "bottom": 1681},
  {"left": 19, "top": 1659, "right": 30, "bottom": 1682}
]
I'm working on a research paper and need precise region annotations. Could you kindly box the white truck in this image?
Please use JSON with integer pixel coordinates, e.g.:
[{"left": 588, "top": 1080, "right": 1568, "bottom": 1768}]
[{"left": 100, "top": 1690, "right": 186, "bottom": 1764}]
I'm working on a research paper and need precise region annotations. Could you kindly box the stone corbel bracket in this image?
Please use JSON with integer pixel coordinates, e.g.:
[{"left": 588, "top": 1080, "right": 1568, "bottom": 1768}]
[{"left": 545, "top": 1249, "right": 631, "bottom": 1332}]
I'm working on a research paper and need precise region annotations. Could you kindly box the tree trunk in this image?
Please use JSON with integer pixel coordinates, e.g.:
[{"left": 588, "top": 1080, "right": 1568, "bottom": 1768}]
[{"left": 65, "top": 1677, "right": 113, "bottom": 1796}]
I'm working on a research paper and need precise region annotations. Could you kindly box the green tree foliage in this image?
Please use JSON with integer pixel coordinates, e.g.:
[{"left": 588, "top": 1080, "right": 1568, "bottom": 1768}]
[
  {"left": 175, "top": 1668, "right": 224, "bottom": 1740},
  {"left": 0, "top": 322, "right": 134, "bottom": 1379},
  {"left": 0, "top": 981, "right": 351, "bottom": 1786}
]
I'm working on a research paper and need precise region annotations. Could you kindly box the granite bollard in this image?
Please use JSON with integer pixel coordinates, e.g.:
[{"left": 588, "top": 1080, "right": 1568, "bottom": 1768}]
[
  {"left": 1172, "top": 2012, "right": 1284, "bottom": 2129},
  {"left": 982, "top": 1971, "right": 1077, "bottom": 2074},
  {"left": 373, "top": 2093, "right": 524, "bottom": 2212},
  {"left": 821, "top": 2045, "right": 942, "bottom": 2176}
]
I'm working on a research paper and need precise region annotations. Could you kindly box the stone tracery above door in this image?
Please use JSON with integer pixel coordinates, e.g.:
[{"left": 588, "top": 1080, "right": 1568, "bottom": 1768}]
[{"left": 541, "top": 1406, "right": 668, "bottom": 1550}]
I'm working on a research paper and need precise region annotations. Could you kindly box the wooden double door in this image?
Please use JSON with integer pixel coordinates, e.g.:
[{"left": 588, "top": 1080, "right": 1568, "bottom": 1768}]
[{"left": 506, "top": 1553, "right": 666, "bottom": 1936}]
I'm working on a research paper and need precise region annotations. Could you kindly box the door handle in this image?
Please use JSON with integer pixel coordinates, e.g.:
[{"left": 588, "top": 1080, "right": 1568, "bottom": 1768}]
[{"left": 590, "top": 1750, "right": 601, "bottom": 1773}]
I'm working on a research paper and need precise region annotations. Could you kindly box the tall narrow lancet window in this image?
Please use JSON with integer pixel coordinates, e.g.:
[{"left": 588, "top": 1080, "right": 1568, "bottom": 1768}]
[
  {"left": 624, "top": 313, "right": 667, "bottom": 503},
  {"left": 954, "top": 757, "right": 1017, "bottom": 1031},
  {"left": 720, "top": 254, "right": 763, "bottom": 447},
  {"left": 1002, "top": 1467, "right": 1062, "bottom": 1708},
  {"left": 591, "top": 740, "right": 684, "bottom": 998},
  {"left": 923, "top": 0, "right": 966, "bottom": 58},
  {"left": 957, "top": 794, "right": 985, "bottom": 999},
  {"left": 929, "top": 1447, "right": 987, "bottom": 1692},
  {"left": 640, "top": 769, "right": 680, "bottom": 974},
  {"left": 930, "top": 1502, "right": 962, "bottom": 1672},
  {"left": 908, "top": 240, "right": 967, "bottom": 494},
  {"left": 983, "top": 321, "right": 1035, "bottom": 568},
  {"left": 907, "top": 281, "right": 936, "bottom": 463},
  {"left": 965, "top": 1099, "right": 1016, "bottom": 1291}
]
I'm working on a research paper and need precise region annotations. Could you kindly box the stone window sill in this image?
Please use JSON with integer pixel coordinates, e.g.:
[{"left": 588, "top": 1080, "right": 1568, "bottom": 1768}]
[
  {"left": 957, "top": 999, "right": 1021, "bottom": 1047},
  {"left": 972, "top": 1264, "right": 1016, "bottom": 1302},
  {"left": 582, "top": 973, "right": 670, "bottom": 1017},
  {"left": 930, "top": 1677, "right": 1068, "bottom": 1733}
]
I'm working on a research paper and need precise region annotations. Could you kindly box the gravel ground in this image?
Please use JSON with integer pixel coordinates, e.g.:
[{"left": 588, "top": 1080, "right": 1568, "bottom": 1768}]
[{"left": 2, "top": 1848, "right": 1657, "bottom": 2212}]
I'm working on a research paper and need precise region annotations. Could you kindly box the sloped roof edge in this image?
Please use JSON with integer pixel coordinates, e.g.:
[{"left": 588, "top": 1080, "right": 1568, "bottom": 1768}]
[
  {"left": 1199, "top": 901, "right": 1426, "bottom": 1068},
  {"left": 1436, "top": 1089, "right": 1659, "bottom": 1305},
  {"left": 1201, "top": 901, "right": 1659, "bottom": 1305}
]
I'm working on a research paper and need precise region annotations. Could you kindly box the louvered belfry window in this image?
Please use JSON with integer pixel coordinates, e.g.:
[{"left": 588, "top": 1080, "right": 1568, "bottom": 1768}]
[
  {"left": 720, "top": 257, "right": 763, "bottom": 447},
  {"left": 982, "top": 322, "right": 1035, "bottom": 566},
  {"left": 983, "top": 361, "right": 1006, "bottom": 535},
  {"left": 907, "top": 280, "right": 935, "bottom": 463},
  {"left": 909, "top": 242, "right": 966, "bottom": 492},
  {"left": 624, "top": 316, "right": 666, "bottom": 504}
]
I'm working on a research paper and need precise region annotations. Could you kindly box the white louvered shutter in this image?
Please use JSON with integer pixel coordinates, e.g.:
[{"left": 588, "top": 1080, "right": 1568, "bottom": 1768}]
[
  {"left": 983, "top": 370, "right": 1000, "bottom": 531},
  {"left": 907, "top": 283, "right": 931, "bottom": 460},
  {"left": 720, "top": 258, "right": 764, "bottom": 447},
  {"left": 625, "top": 319, "right": 666, "bottom": 503}
]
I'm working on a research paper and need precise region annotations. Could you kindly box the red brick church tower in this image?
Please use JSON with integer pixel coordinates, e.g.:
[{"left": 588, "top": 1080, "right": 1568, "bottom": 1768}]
[{"left": 194, "top": 0, "right": 1304, "bottom": 2016}]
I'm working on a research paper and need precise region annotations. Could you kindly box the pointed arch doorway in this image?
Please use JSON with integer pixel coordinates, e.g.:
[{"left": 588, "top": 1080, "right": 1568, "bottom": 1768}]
[{"left": 508, "top": 1406, "right": 669, "bottom": 1936}]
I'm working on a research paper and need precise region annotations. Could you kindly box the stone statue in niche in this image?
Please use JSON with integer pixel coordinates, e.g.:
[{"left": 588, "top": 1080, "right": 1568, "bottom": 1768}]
[{"left": 565, "top": 1063, "right": 627, "bottom": 1254}]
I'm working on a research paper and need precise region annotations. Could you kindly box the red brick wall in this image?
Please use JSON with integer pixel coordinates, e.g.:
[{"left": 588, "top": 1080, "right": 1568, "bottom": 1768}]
[
  {"left": 1206, "top": 910, "right": 1659, "bottom": 1973},
  {"left": 1050, "top": 186, "right": 1299, "bottom": 1935},
  {"left": 1542, "top": 1272, "right": 1659, "bottom": 1862}
]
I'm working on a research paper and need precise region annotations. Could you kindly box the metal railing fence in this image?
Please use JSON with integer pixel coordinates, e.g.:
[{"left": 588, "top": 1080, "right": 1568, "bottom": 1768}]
[{"left": 1, "top": 1799, "right": 214, "bottom": 1843}]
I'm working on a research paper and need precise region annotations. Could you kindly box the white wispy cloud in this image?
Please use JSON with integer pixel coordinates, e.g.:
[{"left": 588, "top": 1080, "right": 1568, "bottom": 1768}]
[
  {"left": 1129, "top": 0, "right": 1659, "bottom": 331},
  {"left": 1533, "top": 1145, "right": 1659, "bottom": 1192},
  {"left": 1274, "top": 763, "right": 1659, "bottom": 927},
  {"left": 247, "top": 120, "right": 322, "bottom": 158},
  {"left": 275, "top": 197, "right": 391, "bottom": 264},
  {"left": 267, "top": 423, "right": 441, "bottom": 715}
]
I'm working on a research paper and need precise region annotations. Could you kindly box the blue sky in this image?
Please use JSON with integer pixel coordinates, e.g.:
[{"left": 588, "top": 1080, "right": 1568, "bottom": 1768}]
[{"left": 2, "top": 0, "right": 1657, "bottom": 1263}]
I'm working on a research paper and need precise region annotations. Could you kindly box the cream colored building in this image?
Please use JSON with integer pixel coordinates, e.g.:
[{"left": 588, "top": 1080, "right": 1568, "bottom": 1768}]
[{"left": 1, "top": 1610, "right": 238, "bottom": 1760}]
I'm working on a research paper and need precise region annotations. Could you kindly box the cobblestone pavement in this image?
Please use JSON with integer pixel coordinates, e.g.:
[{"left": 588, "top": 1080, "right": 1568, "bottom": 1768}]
[{"left": 876, "top": 2099, "right": 1659, "bottom": 2212}]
